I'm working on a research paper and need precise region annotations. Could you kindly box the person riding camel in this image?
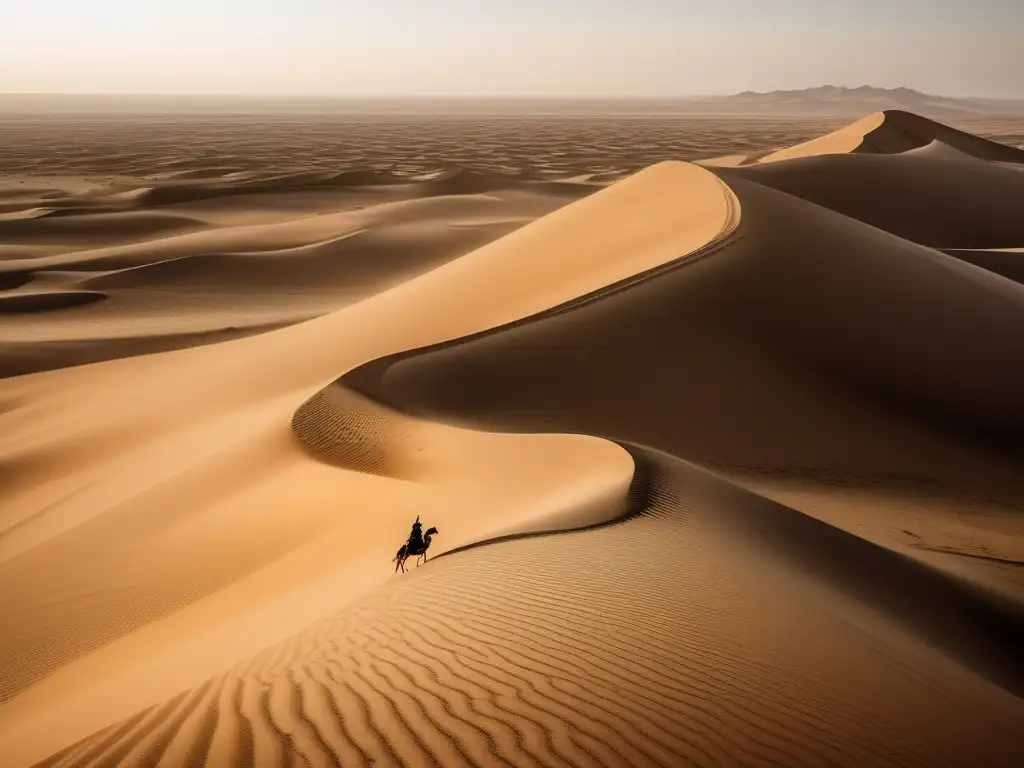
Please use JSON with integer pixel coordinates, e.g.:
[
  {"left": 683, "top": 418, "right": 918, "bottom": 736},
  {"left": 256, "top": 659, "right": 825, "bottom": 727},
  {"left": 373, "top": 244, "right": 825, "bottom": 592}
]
[{"left": 407, "top": 516, "right": 424, "bottom": 553}]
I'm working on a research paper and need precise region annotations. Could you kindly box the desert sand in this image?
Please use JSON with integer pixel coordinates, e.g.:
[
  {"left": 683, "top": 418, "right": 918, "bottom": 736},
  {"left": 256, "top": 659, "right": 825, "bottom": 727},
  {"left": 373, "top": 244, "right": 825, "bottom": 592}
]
[{"left": 1, "top": 107, "right": 1023, "bottom": 767}]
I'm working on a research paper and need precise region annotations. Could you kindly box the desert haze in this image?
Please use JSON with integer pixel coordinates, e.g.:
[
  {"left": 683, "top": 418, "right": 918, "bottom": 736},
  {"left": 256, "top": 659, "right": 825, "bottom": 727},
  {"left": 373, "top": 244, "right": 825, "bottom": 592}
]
[{"left": 1, "top": 99, "right": 1024, "bottom": 768}]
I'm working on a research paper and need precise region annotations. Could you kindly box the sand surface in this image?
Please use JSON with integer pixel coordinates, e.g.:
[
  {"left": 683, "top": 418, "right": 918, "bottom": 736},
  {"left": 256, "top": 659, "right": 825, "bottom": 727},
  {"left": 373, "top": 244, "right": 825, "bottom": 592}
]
[{"left": 1, "top": 109, "right": 1023, "bottom": 767}]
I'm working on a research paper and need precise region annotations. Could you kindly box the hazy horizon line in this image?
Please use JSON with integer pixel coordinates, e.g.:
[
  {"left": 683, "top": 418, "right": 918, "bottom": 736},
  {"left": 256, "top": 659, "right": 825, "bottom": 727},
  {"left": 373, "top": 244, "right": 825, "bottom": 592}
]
[{"left": 4, "top": 86, "right": 1024, "bottom": 101}]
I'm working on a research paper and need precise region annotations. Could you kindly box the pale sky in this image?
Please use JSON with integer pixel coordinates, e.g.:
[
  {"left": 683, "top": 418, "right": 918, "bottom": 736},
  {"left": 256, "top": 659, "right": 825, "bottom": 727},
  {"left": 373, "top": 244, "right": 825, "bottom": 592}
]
[{"left": 1, "top": 0, "right": 1021, "bottom": 98}]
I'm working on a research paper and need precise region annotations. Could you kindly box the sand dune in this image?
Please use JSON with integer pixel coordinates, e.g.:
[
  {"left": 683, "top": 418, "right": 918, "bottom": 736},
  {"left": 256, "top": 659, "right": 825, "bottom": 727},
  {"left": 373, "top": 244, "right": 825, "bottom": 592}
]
[
  {"left": 357, "top": 175, "right": 1024, "bottom": 443},
  {"left": 2, "top": 111, "right": 1024, "bottom": 767},
  {"left": 720, "top": 109, "right": 1024, "bottom": 166},
  {"left": 342, "top": 169, "right": 1024, "bottom": 589},
  {"left": 901, "top": 138, "right": 977, "bottom": 160},
  {"left": 0, "top": 169, "right": 590, "bottom": 376},
  {"left": 0, "top": 290, "right": 107, "bottom": 314},
  {"left": 81, "top": 225, "right": 508, "bottom": 292},
  {"left": 31, "top": 452, "right": 1024, "bottom": 768},
  {"left": 0, "top": 209, "right": 208, "bottom": 244},
  {"left": 725, "top": 145, "right": 1024, "bottom": 248},
  {"left": 105, "top": 169, "right": 414, "bottom": 208},
  {"left": 0, "top": 161, "right": 733, "bottom": 765},
  {"left": 407, "top": 168, "right": 530, "bottom": 197}
]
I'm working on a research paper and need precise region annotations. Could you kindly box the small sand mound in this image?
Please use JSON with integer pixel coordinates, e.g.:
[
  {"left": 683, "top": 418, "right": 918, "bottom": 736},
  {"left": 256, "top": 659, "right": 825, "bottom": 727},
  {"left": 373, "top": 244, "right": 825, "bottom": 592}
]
[
  {"left": 119, "top": 169, "right": 407, "bottom": 208},
  {"left": 154, "top": 167, "right": 245, "bottom": 181},
  {"left": 0, "top": 291, "right": 106, "bottom": 314},
  {"left": 319, "top": 169, "right": 405, "bottom": 187},
  {"left": 412, "top": 168, "right": 528, "bottom": 197},
  {"left": 82, "top": 224, "right": 515, "bottom": 294},
  {"left": 901, "top": 139, "right": 978, "bottom": 161},
  {"left": 586, "top": 170, "right": 632, "bottom": 183},
  {"left": 0, "top": 210, "right": 206, "bottom": 243}
]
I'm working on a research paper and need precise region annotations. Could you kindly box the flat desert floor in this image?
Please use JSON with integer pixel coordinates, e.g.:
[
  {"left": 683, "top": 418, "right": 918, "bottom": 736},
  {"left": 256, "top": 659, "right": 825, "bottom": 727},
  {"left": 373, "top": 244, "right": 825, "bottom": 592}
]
[{"left": 2, "top": 109, "right": 1024, "bottom": 767}]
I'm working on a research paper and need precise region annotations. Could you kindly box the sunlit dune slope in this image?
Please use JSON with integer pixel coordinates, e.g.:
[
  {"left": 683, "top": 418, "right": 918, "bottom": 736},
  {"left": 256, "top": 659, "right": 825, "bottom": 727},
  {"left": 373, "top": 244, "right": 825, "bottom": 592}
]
[
  {"left": 0, "top": 162, "right": 735, "bottom": 767},
  {"left": 33, "top": 449, "right": 1024, "bottom": 768}
]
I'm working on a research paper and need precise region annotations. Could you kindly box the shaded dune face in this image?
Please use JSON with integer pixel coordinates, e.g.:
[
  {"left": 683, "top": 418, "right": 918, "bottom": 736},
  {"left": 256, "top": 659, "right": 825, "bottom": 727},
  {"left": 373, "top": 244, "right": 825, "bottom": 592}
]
[
  {"left": 942, "top": 248, "right": 1024, "bottom": 285},
  {"left": 726, "top": 151, "right": 1024, "bottom": 248},
  {"left": 0, "top": 291, "right": 107, "bottom": 314},
  {"left": 0, "top": 210, "right": 207, "bottom": 244},
  {"left": 856, "top": 111, "right": 1024, "bottom": 163},
  {"left": 6, "top": 113, "right": 1024, "bottom": 768},
  {"left": 354, "top": 175, "right": 1024, "bottom": 469}
]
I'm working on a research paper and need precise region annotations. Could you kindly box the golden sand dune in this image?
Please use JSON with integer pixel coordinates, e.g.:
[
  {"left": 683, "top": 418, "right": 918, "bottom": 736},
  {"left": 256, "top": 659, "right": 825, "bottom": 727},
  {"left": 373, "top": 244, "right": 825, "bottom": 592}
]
[
  {"left": 32, "top": 454, "right": 1023, "bottom": 768},
  {"left": 343, "top": 167, "right": 1024, "bottom": 591},
  {"left": 702, "top": 109, "right": 1024, "bottom": 167},
  {"left": 0, "top": 162, "right": 732, "bottom": 765},
  {"left": 1, "top": 112, "right": 1023, "bottom": 767},
  {"left": 0, "top": 172, "right": 591, "bottom": 376}
]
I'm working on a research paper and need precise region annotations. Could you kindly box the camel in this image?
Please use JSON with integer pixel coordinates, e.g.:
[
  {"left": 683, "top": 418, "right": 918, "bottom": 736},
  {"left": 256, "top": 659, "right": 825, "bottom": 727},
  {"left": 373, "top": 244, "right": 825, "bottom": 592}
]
[{"left": 393, "top": 526, "right": 439, "bottom": 572}]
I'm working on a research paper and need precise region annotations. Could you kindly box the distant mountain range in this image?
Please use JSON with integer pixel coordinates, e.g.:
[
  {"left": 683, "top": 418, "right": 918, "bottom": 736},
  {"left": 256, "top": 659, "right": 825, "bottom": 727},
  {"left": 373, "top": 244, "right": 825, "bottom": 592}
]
[{"left": 684, "top": 86, "right": 1024, "bottom": 118}]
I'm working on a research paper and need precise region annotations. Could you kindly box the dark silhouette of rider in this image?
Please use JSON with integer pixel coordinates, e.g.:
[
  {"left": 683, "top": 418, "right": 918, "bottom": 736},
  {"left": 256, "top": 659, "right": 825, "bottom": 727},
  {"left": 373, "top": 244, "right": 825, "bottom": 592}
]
[{"left": 407, "top": 516, "right": 424, "bottom": 552}]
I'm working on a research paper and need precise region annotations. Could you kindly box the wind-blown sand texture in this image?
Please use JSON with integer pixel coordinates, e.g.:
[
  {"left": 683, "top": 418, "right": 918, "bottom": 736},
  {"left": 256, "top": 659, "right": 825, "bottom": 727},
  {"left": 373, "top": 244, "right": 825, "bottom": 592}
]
[{"left": 2, "top": 108, "right": 1024, "bottom": 767}]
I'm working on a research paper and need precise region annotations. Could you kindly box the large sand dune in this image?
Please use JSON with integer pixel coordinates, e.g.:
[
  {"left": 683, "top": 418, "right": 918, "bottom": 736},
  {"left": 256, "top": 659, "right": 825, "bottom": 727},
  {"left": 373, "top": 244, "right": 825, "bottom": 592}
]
[
  {"left": 699, "top": 109, "right": 1024, "bottom": 167},
  {"left": 1, "top": 110, "right": 1023, "bottom": 767}
]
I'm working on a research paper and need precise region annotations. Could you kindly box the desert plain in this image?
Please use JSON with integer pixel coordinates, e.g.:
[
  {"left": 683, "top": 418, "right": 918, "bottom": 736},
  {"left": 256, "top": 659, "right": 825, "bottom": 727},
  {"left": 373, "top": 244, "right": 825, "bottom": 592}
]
[{"left": 1, "top": 103, "right": 1024, "bottom": 767}]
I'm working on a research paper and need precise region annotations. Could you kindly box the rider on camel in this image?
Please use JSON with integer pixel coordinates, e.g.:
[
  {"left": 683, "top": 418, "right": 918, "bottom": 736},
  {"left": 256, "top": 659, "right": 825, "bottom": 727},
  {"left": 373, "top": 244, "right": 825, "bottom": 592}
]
[{"left": 407, "top": 516, "right": 424, "bottom": 553}]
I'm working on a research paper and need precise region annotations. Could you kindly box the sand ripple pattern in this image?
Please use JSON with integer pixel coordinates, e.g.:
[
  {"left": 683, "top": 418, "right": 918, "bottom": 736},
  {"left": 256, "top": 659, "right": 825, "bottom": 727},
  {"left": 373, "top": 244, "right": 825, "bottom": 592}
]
[{"left": 35, "top": 458, "right": 1024, "bottom": 768}]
